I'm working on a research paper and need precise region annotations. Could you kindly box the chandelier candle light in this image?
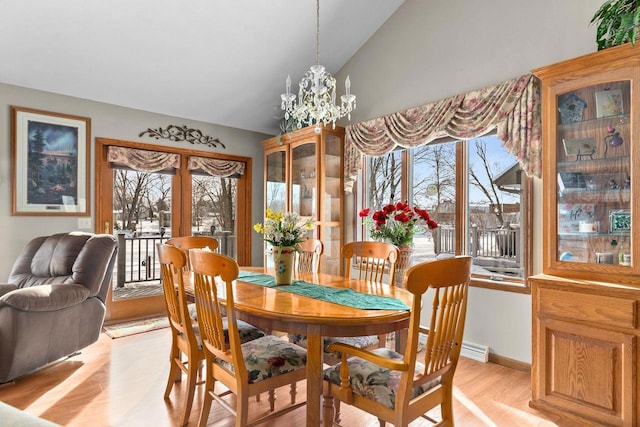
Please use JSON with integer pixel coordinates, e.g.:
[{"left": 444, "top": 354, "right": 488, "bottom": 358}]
[{"left": 281, "top": 0, "right": 356, "bottom": 133}]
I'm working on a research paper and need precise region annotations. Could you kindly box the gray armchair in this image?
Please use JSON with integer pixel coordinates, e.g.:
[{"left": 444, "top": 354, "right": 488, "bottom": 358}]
[{"left": 0, "top": 232, "right": 117, "bottom": 383}]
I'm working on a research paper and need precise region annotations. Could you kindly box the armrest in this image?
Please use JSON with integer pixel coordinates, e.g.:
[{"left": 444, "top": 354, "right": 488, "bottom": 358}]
[
  {"left": 0, "top": 284, "right": 18, "bottom": 298},
  {"left": 327, "top": 342, "right": 409, "bottom": 371},
  {"left": 0, "top": 284, "right": 90, "bottom": 312}
]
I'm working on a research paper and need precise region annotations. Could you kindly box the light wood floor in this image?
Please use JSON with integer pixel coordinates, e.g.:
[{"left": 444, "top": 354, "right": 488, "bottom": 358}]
[{"left": 0, "top": 328, "right": 573, "bottom": 427}]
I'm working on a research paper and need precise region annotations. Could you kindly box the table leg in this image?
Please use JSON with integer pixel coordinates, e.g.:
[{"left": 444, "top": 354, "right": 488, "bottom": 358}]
[{"left": 305, "top": 325, "right": 322, "bottom": 426}]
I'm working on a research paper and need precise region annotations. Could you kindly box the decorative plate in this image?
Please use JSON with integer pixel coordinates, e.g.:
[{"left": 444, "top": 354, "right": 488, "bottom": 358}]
[
  {"left": 558, "top": 93, "right": 587, "bottom": 125},
  {"left": 609, "top": 210, "right": 631, "bottom": 235}
]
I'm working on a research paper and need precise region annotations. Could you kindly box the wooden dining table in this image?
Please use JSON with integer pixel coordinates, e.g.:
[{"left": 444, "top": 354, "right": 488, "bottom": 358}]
[{"left": 185, "top": 266, "right": 412, "bottom": 427}]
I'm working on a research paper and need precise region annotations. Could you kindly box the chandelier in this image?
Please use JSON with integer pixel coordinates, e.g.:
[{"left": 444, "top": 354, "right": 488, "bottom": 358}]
[{"left": 280, "top": 0, "right": 356, "bottom": 133}]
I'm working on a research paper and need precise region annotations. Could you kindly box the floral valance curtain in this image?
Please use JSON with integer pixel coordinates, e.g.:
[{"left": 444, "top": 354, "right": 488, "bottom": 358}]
[
  {"left": 344, "top": 73, "right": 541, "bottom": 192},
  {"left": 107, "top": 146, "right": 180, "bottom": 172},
  {"left": 188, "top": 156, "right": 245, "bottom": 177}
]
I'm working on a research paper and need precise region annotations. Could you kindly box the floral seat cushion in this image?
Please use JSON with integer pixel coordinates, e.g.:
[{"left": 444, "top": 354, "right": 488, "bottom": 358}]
[
  {"left": 216, "top": 335, "right": 307, "bottom": 384},
  {"left": 288, "top": 334, "right": 379, "bottom": 358},
  {"left": 191, "top": 318, "right": 265, "bottom": 348},
  {"left": 323, "top": 347, "right": 441, "bottom": 409}
]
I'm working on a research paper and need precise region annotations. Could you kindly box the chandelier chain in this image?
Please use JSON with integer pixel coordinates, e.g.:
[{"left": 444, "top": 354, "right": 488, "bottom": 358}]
[{"left": 316, "top": 0, "right": 320, "bottom": 66}]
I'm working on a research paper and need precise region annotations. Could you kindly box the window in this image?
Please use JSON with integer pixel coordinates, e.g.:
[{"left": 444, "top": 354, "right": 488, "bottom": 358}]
[{"left": 363, "top": 134, "right": 531, "bottom": 291}]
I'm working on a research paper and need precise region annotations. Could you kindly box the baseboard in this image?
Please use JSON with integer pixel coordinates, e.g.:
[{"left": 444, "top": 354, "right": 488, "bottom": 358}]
[{"left": 488, "top": 353, "right": 531, "bottom": 372}]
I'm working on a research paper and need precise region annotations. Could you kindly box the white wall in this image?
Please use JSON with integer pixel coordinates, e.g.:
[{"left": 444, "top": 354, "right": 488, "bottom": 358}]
[
  {"left": 0, "top": 83, "right": 269, "bottom": 277},
  {"left": 337, "top": 0, "right": 605, "bottom": 363}
]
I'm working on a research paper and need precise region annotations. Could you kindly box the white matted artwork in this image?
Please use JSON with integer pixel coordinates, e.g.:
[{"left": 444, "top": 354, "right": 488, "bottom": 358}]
[
  {"left": 558, "top": 203, "right": 594, "bottom": 234},
  {"left": 595, "top": 89, "right": 624, "bottom": 118}
]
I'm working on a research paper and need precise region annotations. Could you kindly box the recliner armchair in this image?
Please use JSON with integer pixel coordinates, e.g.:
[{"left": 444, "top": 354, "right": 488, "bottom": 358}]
[{"left": 0, "top": 232, "right": 117, "bottom": 383}]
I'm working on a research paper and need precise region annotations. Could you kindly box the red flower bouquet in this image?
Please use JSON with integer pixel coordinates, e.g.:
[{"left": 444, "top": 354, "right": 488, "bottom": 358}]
[{"left": 359, "top": 201, "right": 438, "bottom": 246}]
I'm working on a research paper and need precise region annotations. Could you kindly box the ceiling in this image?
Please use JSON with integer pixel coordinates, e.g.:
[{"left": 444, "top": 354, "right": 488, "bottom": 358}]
[{"left": 0, "top": 0, "right": 404, "bottom": 136}]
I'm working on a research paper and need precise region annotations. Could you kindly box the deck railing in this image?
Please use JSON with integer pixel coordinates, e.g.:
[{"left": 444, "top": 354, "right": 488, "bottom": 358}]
[
  {"left": 115, "top": 232, "right": 236, "bottom": 288},
  {"left": 433, "top": 225, "right": 522, "bottom": 276}
]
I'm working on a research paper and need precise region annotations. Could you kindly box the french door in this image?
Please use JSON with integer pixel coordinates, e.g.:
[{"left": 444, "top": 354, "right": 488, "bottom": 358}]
[{"left": 95, "top": 138, "right": 252, "bottom": 322}]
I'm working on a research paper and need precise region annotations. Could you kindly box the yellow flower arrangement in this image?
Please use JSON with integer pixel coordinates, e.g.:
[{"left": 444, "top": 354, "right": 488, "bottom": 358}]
[{"left": 253, "top": 209, "right": 313, "bottom": 247}]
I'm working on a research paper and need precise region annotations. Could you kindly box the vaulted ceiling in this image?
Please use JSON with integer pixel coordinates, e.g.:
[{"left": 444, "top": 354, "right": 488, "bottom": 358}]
[{"left": 0, "top": 0, "right": 404, "bottom": 136}]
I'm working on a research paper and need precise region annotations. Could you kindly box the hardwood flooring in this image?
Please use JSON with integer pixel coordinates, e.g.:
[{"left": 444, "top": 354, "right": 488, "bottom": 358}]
[{"left": 0, "top": 328, "right": 572, "bottom": 426}]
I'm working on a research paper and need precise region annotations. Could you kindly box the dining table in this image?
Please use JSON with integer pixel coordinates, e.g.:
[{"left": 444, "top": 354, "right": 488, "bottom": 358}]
[{"left": 185, "top": 266, "right": 413, "bottom": 427}]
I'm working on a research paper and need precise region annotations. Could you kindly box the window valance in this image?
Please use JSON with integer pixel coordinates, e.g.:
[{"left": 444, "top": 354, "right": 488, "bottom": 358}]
[
  {"left": 344, "top": 74, "right": 541, "bottom": 192},
  {"left": 188, "top": 156, "right": 245, "bottom": 177},
  {"left": 107, "top": 146, "right": 180, "bottom": 172}
]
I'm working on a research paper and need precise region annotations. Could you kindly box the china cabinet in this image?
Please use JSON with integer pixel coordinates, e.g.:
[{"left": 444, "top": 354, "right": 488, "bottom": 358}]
[
  {"left": 261, "top": 126, "right": 344, "bottom": 275},
  {"left": 530, "top": 43, "right": 640, "bottom": 426}
]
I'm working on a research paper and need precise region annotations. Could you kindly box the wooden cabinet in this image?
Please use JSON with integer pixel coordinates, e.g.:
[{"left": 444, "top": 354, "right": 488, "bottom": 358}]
[
  {"left": 530, "top": 43, "right": 640, "bottom": 426},
  {"left": 262, "top": 126, "right": 344, "bottom": 275}
]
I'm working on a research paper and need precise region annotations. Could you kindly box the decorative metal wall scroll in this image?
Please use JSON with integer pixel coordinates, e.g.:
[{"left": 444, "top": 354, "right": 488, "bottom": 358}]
[{"left": 139, "top": 125, "right": 225, "bottom": 149}]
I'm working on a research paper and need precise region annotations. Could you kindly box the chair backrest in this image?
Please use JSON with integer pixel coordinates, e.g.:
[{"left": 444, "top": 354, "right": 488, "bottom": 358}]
[
  {"left": 156, "top": 243, "right": 198, "bottom": 347},
  {"left": 341, "top": 241, "right": 399, "bottom": 284},
  {"left": 165, "top": 236, "right": 219, "bottom": 268},
  {"left": 296, "top": 238, "right": 324, "bottom": 274},
  {"left": 189, "top": 250, "right": 248, "bottom": 379},
  {"left": 8, "top": 232, "right": 117, "bottom": 303},
  {"left": 402, "top": 256, "right": 471, "bottom": 403}
]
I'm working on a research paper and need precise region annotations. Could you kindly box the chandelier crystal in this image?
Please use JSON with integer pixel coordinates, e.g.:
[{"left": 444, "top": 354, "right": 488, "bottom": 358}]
[{"left": 281, "top": 0, "right": 356, "bottom": 133}]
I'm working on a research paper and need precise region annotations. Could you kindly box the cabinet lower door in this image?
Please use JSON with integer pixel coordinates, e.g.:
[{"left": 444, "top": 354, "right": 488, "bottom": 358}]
[{"left": 533, "top": 318, "right": 635, "bottom": 426}]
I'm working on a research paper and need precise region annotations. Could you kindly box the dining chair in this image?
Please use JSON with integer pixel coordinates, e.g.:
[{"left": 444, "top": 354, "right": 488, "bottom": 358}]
[
  {"left": 165, "top": 235, "right": 219, "bottom": 269},
  {"left": 189, "top": 249, "right": 308, "bottom": 427},
  {"left": 157, "top": 243, "right": 265, "bottom": 426},
  {"left": 322, "top": 256, "right": 472, "bottom": 427},
  {"left": 296, "top": 238, "right": 324, "bottom": 274}
]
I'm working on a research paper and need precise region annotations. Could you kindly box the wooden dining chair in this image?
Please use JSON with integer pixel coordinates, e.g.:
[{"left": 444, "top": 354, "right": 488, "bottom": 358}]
[
  {"left": 157, "top": 243, "right": 205, "bottom": 426},
  {"left": 165, "top": 235, "right": 219, "bottom": 269},
  {"left": 157, "top": 243, "right": 265, "bottom": 426},
  {"left": 296, "top": 238, "right": 324, "bottom": 274},
  {"left": 189, "top": 249, "right": 308, "bottom": 427},
  {"left": 322, "top": 256, "right": 472, "bottom": 427}
]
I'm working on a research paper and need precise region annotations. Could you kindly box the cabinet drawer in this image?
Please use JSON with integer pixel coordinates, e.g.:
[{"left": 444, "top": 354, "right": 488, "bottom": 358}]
[{"left": 538, "top": 287, "right": 637, "bottom": 329}]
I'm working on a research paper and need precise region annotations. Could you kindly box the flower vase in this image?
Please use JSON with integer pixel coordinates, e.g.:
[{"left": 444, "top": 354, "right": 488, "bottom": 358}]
[
  {"left": 272, "top": 246, "right": 296, "bottom": 285},
  {"left": 394, "top": 244, "right": 414, "bottom": 288}
]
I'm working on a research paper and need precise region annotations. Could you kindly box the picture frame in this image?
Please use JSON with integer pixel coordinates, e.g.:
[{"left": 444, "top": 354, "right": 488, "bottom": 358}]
[
  {"left": 595, "top": 89, "right": 624, "bottom": 118},
  {"left": 609, "top": 209, "right": 631, "bottom": 235},
  {"left": 11, "top": 106, "right": 91, "bottom": 216},
  {"left": 562, "top": 137, "right": 596, "bottom": 161}
]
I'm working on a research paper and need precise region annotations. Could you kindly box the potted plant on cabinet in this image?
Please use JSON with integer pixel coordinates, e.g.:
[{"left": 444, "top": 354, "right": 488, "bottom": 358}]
[{"left": 591, "top": 0, "right": 640, "bottom": 50}]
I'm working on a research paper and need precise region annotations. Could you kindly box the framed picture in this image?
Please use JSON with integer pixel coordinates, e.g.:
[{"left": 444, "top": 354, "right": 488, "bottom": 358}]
[
  {"left": 609, "top": 209, "right": 631, "bottom": 235},
  {"left": 558, "top": 203, "right": 594, "bottom": 234},
  {"left": 11, "top": 106, "right": 91, "bottom": 216},
  {"left": 562, "top": 137, "right": 596, "bottom": 160},
  {"left": 595, "top": 89, "right": 624, "bottom": 118}
]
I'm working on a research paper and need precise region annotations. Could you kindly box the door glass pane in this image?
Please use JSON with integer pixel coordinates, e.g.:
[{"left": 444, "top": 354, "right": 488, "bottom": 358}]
[
  {"left": 411, "top": 142, "right": 455, "bottom": 264},
  {"left": 556, "top": 80, "right": 631, "bottom": 265},
  {"left": 292, "top": 142, "right": 316, "bottom": 220},
  {"left": 112, "top": 169, "right": 172, "bottom": 301},
  {"left": 266, "top": 151, "right": 286, "bottom": 212},
  {"left": 192, "top": 174, "right": 238, "bottom": 258}
]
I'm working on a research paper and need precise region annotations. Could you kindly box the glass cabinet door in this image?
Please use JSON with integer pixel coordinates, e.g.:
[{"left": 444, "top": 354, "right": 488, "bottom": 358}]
[
  {"left": 555, "top": 79, "right": 631, "bottom": 267},
  {"left": 266, "top": 150, "right": 287, "bottom": 213},
  {"left": 291, "top": 141, "right": 316, "bottom": 220}
]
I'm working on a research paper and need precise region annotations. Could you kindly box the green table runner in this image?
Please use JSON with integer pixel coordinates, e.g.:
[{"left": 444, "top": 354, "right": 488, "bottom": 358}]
[{"left": 237, "top": 271, "right": 409, "bottom": 311}]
